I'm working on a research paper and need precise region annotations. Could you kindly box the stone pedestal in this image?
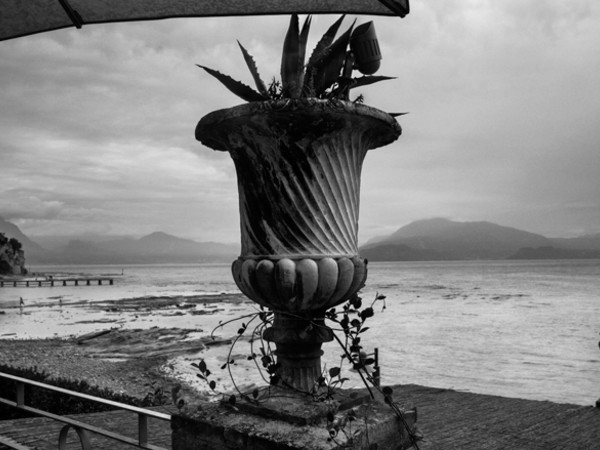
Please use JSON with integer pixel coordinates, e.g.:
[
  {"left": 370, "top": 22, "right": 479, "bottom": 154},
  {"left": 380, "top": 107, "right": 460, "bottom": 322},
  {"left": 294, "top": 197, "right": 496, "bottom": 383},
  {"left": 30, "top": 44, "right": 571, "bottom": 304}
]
[
  {"left": 178, "top": 99, "right": 418, "bottom": 449},
  {"left": 172, "top": 388, "right": 417, "bottom": 450}
]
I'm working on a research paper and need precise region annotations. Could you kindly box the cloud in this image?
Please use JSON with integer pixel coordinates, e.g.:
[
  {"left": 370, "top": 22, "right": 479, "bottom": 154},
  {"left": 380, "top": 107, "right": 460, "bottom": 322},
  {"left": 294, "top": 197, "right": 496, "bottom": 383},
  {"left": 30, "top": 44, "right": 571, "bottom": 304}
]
[{"left": 1, "top": 6, "right": 599, "bottom": 244}]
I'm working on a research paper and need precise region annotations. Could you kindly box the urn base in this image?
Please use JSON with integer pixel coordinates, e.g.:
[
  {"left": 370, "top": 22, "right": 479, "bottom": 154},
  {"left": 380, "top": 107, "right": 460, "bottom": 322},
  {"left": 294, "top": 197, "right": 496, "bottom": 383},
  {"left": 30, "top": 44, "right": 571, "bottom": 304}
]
[{"left": 263, "top": 312, "right": 334, "bottom": 392}]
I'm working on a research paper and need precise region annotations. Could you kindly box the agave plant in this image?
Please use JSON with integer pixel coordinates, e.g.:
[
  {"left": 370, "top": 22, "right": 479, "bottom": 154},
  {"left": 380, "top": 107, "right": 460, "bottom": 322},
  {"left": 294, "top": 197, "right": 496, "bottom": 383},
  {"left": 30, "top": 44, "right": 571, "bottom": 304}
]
[{"left": 197, "top": 14, "right": 395, "bottom": 102}]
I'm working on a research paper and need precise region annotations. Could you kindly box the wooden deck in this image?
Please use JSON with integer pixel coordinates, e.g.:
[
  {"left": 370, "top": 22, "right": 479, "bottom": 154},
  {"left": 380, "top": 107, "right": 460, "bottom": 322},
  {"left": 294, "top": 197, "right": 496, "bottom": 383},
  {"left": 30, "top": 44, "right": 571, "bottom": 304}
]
[
  {"left": 1, "top": 384, "right": 599, "bottom": 449},
  {"left": 398, "top": 384, "right": 600, "bottom": 449},
  {"left": 0, "top": 406, "right": 174, "bottom": 450}
]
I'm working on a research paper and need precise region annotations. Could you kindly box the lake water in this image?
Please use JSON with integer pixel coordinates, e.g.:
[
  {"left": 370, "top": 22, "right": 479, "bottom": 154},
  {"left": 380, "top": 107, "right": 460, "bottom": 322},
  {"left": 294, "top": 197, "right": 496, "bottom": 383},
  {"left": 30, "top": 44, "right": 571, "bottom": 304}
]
[{"left": 1, "top": 259, "right": 599, "bottom": 406}]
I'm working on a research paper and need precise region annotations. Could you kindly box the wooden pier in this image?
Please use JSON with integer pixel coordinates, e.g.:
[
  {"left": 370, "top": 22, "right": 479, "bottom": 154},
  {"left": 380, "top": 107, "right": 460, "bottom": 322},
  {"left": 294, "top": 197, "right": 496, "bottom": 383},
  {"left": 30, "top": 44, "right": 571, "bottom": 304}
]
[{"left": 0, "top": 278, "right": 114, "bottom": 288}]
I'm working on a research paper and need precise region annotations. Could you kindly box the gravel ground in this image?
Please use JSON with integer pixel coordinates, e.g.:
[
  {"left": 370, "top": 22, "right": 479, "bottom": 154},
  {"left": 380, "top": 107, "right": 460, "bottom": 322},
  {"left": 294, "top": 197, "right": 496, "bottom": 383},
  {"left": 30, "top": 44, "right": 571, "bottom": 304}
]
[{"left": 0, "top": 328, "right": 219, "bottom": 401}]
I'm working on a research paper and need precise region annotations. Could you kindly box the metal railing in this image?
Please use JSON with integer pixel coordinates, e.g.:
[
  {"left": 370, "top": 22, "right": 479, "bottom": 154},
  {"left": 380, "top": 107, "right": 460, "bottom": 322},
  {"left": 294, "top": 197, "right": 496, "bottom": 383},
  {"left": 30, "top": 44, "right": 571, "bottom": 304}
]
[{"left": 0, "top": 372, "right": 171, "bottom": 450}]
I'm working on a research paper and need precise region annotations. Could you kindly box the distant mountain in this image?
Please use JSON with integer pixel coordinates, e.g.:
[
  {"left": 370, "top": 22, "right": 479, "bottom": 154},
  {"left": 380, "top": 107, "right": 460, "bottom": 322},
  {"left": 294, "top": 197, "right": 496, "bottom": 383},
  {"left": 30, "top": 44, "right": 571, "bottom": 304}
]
[
  {"left": 360, "top": 243, "right": 450, "bottom": 261},
  {"left": 360, "top": 218, "right": 554, "bottom": 261},
  {"left": 106, "top": 231, "right": 239, "bottom": 263},
  {"left": 32, "top": 234, "right": 134, "bottom": 252},
  {"left": 2, "top": 216, "right": 598, "bottom": 264},
  {"left": 550, "top": 233, "right": 600, "bottom": 251},
  {"left": 53, "top": 232, "right": 239, "bottom": 264},
  {"left": 0, "top": 217, "right": 239, "bottom": 265}
]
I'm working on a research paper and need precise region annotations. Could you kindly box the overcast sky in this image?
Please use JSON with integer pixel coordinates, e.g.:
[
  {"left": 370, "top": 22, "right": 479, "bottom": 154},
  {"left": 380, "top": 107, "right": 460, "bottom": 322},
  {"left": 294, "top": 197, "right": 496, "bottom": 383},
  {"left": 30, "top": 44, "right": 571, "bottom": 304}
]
[{"left": 1, "top": 1, "right": 599, "bottom": 246}]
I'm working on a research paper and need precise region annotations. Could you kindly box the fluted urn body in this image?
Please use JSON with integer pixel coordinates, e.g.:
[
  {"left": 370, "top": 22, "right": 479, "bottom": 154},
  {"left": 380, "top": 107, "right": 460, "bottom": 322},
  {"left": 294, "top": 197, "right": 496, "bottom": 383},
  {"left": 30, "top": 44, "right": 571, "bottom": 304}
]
[{"left": 196, "top": 98, "right": 401, "bottom": 391}]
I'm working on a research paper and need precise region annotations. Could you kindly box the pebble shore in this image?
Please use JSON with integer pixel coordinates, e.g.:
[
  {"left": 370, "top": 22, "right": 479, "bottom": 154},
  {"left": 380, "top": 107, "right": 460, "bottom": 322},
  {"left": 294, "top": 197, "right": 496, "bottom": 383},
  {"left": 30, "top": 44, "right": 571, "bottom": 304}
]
[{"left": 0, "top": 327, "right": 231, "bottom": 401}]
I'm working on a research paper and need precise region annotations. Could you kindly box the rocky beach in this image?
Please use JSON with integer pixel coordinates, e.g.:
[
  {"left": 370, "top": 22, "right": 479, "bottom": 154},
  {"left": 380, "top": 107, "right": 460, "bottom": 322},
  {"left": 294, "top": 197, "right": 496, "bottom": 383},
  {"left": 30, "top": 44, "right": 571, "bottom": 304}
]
[{"left": 0, "top": 292, "right": 265, "bottom": 405}]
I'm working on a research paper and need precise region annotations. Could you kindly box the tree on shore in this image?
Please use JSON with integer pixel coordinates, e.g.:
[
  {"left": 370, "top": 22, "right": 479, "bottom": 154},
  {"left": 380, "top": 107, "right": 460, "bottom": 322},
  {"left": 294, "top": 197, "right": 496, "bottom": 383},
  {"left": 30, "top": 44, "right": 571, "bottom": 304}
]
[{"left": 0, "top": 232, "right": 26, "bottom": 275}]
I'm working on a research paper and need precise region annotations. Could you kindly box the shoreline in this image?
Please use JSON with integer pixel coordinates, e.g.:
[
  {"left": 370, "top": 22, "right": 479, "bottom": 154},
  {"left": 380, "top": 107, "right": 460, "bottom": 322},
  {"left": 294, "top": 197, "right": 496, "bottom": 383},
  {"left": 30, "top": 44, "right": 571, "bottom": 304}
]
[
  {"left": 0, "top": 292, "right": 254, "bottom": 338},
  {"left": 1, "top": 301, "right": 598, "bottom": 408},
  {"left": 0, "top": 293, "right": 259, "bottom": 402},
  {"left": 0, "top": 328, "right": 238, "bottom": 402},
  {"left": 0, "top": 290, "right": 246, "bottom": 305},
  {"left": 2, "top": 328, "right": 597, "bottom": 410}
]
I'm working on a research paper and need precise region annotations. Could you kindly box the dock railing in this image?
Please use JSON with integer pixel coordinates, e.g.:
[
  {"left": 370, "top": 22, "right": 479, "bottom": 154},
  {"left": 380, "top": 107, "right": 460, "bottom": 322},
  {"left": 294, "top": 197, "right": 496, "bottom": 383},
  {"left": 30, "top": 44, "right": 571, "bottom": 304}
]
[{"left": 0, "top": 371, "right": 171, "bottom": 450}]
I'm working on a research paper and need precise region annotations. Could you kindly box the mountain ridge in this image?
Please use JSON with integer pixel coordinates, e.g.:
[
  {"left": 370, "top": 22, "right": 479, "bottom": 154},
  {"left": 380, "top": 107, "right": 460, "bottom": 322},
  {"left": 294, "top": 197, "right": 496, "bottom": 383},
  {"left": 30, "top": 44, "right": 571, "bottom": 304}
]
[
  {"left": 0, "top": 217, "right": 238, "bottom": 265},
  {"left": 360, "top": 218, "right": 600, "bottom": 261},
  {"left": 1, "top": 216, "right": 599, "bottom": 264}
]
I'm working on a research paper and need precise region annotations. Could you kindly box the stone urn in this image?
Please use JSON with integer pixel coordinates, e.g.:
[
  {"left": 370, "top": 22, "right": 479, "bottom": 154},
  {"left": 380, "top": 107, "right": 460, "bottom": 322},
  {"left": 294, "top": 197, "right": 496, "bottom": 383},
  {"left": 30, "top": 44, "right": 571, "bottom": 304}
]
[{"left": 196, "top": 98, "right": 401, "bottom": 392}]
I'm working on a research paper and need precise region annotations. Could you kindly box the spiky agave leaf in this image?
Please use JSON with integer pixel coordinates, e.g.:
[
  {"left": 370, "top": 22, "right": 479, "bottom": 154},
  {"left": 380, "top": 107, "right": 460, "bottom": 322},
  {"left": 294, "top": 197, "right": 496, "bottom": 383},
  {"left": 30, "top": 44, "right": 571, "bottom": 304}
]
[
  {"left": 296, "top": 15, "right": 312, "bottom": 92},
  {"left": 349, "top": 75, "right": 396, "bottom": 90},
  {"left": 311, "top": 20, "right": 356, "bottom": 97},
  {"left": 237, "top": 41, "right": 269, "bottom": 97},
  {"left": 303, "top": 15, "right": 345, "bottom": 97},
  {"left": 330, "top": 75, "right": 396, "bottom": 100},
  {"left": 306, "top": 15, "right": 346, "bottom": 68},
  {"left": 299, "top": 16, "right": 312, "bottom": 57},
  {"left": 196, "top": 65, "right": 267, "bottom": 102},
  {"left": 281, "top": 14, "right": 302, "bottom": 98}
]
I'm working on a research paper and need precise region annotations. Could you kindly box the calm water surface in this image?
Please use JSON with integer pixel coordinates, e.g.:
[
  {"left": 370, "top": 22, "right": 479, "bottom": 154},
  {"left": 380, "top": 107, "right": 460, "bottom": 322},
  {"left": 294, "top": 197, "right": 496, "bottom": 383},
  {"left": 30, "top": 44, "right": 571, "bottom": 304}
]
[
  {"left": 1, "top": 260, "right": 599, "bottom": 405},
  {"left": 353, "top": 260, "right": 600, "bottom": 406}
]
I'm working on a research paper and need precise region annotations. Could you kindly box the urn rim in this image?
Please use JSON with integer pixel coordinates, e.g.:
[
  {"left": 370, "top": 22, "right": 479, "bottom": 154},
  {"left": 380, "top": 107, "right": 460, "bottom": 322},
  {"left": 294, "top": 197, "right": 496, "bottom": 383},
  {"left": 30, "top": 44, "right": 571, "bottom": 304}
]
[{"left": 196, "top": 98, "right": 402, "bottom": 152}]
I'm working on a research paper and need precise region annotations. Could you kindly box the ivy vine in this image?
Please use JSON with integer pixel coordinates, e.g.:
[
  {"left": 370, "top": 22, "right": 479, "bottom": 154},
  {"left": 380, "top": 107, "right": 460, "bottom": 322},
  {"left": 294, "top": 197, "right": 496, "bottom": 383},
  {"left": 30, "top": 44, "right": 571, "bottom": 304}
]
[{"left": 187, "top": 292, "right": 421, "bottom": 448}]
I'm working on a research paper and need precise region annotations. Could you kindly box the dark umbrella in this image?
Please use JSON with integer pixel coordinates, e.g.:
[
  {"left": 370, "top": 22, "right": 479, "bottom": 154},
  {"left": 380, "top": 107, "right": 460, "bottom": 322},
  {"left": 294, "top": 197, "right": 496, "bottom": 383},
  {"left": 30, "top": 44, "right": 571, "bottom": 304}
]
[{"left": 0, "top": 0, "right": 409, "bottom": 42}]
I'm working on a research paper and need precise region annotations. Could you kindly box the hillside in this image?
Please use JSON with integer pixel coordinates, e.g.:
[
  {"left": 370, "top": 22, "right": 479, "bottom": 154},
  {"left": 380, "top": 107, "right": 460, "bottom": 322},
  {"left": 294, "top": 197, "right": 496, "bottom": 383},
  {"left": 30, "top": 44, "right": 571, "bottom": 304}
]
[
  {"left": 361, "top": 218, "right": 557, "bottom": 261},
  {"left": 0, "top": 216, "right": 48, "bottom": 263},
  {"left": 550, "top": 233, "right": 600, "bottom": 251},
  {"left": 51, "top": 232, "right": 239, "bottom": 264},
  {"left": 0, "top": 218, "right": 238, "bottom": 265},
  {"left": 2, "top": 216, "right": 598, "bottom": 264}
]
